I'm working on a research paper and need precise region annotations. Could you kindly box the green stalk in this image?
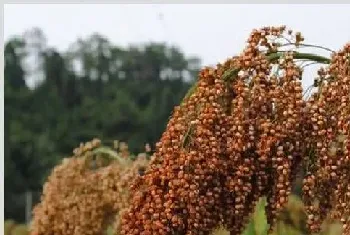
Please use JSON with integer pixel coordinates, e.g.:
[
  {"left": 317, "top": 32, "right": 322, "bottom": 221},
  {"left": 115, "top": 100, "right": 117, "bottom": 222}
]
[
  {"left": 181, "top": 51, "right": 331, "bottom": 103},
  {"left": 267, "top": 52, "right": 331, "bottom": 64},
  {"left": 92, "top": 147, "right": 131, "bottom": 167}
]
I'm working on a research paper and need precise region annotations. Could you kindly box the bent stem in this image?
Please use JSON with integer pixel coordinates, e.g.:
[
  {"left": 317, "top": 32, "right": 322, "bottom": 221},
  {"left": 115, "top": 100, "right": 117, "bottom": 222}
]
[
  {"left": 267, "top": 52, "right": 331, "bottom": 64},
  {"left": 92, "top": 147, "right": 131, "bottom": 167},
  {"left": 181, "top": 51, "right": 331, "bottom": 103}
]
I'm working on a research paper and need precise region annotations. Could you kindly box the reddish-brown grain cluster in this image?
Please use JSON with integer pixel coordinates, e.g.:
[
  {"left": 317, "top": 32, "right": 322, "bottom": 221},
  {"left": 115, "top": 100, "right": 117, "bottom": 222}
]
[
  {"left": 119, "top": 26, "right": 314, "bottom": 235},
  {"left": 120, "top": 64, "right": 231, "bottom": 235},
  {"left": 30, "top": 139, "right": 150, "bottom": 235},
  {"left": 302, "top": 43, "right": 350, "bottom": 234},
  {"left": 224, "top": 33, "right": 305, "bottom": 234}
]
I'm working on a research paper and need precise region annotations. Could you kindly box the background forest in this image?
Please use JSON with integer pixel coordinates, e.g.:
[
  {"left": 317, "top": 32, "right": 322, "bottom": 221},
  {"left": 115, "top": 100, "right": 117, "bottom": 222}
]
[{"left": 4, "top": 27, "right": 201, "bottom": 223}]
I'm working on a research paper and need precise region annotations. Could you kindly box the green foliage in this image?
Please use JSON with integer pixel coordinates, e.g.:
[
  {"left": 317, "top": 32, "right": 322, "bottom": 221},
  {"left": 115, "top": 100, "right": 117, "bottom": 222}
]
[
  {"left": 4, "top": 220, "right": 16, "bottom": 235},
  {"left": 4, "top": 221, "right": 29, "bottom": 235},
  {"left": 250, "top": 198, "right": 269, "bottom": 235},
  {"left": 11, "top": 225, "right": 29, "bottom": 235}
]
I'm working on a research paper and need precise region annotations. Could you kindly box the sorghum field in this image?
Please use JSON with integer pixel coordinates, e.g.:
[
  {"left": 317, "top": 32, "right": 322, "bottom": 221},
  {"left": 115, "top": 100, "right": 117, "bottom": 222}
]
[{"left": 23, "top": 26, "right": 350, "bottom": 235}]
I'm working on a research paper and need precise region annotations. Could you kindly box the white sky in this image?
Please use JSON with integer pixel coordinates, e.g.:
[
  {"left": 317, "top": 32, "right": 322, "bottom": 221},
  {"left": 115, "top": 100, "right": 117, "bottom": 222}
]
[{"left": 4, "top": 4, "right": 350, "bottom": 88}]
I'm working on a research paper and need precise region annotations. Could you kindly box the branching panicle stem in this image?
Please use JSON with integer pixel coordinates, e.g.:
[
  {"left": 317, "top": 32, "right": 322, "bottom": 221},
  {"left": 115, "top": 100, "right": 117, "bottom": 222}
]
[{"left": 182, "top": 51, "right": 331, "bottom": 104}]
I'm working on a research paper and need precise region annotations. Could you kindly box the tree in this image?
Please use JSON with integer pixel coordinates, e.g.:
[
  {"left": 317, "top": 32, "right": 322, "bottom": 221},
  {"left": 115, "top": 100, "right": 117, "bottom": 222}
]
[{"left": 4, "top": 38, "right": 27, "bottom": 90}]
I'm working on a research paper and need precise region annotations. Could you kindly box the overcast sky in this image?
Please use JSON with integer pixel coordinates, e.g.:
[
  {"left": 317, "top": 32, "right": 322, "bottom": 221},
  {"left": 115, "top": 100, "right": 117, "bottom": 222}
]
[{"left": 4, "top": 4, "right": 350, "bottom": 88}]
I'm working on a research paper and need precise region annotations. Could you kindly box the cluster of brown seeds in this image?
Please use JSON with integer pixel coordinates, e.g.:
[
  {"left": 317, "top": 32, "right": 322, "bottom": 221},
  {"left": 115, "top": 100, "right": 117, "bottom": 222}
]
[
  {"left": 302, "top": 43, "right": 350, "bottom": 234},
  {"left": 30, "top": 139, "right": 151, "bottom": 235},
  {"left": 114, "top": 154, "right": 151, "bottom": 233},
  {"left": 119, "top": 26, "right": 316, "bottom": 235},
  {"left": 120, "top": 65, "right": 231, "bottom": 235}
]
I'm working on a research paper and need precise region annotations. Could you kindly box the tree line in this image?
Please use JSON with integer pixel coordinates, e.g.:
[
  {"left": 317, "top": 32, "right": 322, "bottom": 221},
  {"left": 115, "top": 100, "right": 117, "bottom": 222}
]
[{"left": 4, "top": 28, "right": 201, "bottom": 223}]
